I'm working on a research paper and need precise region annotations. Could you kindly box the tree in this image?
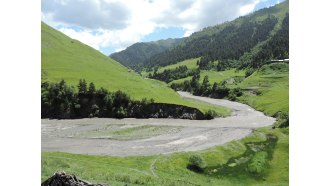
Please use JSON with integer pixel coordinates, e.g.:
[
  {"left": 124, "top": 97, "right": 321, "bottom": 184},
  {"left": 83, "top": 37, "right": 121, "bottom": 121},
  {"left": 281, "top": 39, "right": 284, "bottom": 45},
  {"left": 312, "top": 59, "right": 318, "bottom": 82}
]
[
  {"left": 191, "top": 73, "right": 200, "bottom": 90},
  {"left": 201, "top": 75, "right": 210, "bottom": 90},
  {"left": 78, "top": 79, "right": 87, "bottom": 94},
  {"left": 88, "top": 82, "right": 96, "bottom": 93}
]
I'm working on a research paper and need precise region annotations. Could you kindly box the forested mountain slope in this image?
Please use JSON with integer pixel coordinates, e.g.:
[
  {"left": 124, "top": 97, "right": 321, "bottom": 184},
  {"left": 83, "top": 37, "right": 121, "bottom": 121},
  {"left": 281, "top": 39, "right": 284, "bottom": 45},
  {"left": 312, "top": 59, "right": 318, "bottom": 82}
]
[
  {"left": 114, "top": 1, "right": 288, "bottom": 70},
  {"left": 110, "top": 38, "right": 183, "bottom": 69}
]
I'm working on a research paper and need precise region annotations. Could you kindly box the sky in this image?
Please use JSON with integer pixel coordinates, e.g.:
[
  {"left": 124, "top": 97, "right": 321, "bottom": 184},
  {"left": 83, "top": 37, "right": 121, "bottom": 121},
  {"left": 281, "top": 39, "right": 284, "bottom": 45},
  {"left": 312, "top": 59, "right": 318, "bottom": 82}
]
[{"left": 41, "top": 0, "right": 284, "bottom": 55}]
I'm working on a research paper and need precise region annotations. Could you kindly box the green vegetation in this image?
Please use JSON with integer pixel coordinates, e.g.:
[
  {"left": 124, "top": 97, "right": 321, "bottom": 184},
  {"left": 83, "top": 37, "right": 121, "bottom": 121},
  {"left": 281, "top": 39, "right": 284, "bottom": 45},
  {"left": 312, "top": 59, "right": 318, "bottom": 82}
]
[
  {"left": 149, "top": 65, "right": 199, "bottom": 83},
  {"left": 42, "top": 79, "right": 225, "bottom": 119},
  {"left": 157, "top": 58, "right": 199, "bottom": 73},
  {"left": 237, "top": 63, "right": 289, "bottom": 116},
  {"left": 110, "top": 38, "right": 183, "bottom": 70},
  {"left": 144, "top": 1, "right": 288, "bottom": 69},
  {"left": 247, "top": 151, "right": 269, "bottom": 175},
  {"left": 170, "top": 63, "right": 288, "bottom": 116},
  {"left": 188, "top": 154, "right": 207, "bottom": 172},
  {"left": 170, "top": 69, "right": 245, "bottom": 85},
  {"left": 41, "top": 1, "right": 289, "bottom": 185},
  {"left": 41, "top": 22, "right": 230, "bottom": 117},
  {"left": 146, "top": 16, "right": 278, "bottom": 68},
  {"left": 42, "top": 126, "right": 288, "bottom": 185},
  {"left": 76, "top": 125, "right": 182, "bottom": 140}
]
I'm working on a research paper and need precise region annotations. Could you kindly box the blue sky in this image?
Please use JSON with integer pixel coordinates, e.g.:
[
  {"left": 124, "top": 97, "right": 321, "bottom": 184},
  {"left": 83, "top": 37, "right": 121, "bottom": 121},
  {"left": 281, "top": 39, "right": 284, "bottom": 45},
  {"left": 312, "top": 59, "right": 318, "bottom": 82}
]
[{"left": 42, "top": 0, "right": 285, "bottom": 55}]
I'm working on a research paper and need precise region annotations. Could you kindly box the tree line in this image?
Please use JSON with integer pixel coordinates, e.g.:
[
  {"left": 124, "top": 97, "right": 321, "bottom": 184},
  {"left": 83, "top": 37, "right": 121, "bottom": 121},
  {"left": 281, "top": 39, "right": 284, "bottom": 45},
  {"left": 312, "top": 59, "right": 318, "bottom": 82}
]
[
  {"left": 149, "top": 65, "right": 200, "bottom": 83},
  {"left": 170, "top": 73, "right": 243, "bottom": 101},
  {"left": 41, "top": 79, "right": 214, "bottom": 120}
]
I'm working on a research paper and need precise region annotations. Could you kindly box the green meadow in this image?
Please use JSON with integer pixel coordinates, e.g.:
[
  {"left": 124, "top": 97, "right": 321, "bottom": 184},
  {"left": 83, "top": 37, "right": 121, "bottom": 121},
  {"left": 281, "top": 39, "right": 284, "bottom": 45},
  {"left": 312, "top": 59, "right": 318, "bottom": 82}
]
[
  {"left": 237, "top": 63, "right": 289, "bottom": 116},
  {"left": 158, "top": 58, "right": 200, "bottom": 72}
]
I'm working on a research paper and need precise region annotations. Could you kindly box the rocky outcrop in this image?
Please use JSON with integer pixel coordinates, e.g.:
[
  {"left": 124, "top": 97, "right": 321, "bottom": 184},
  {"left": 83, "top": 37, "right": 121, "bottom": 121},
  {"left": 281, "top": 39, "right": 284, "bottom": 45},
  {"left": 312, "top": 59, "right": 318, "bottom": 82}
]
[{"left": 41, "top": 172, "right": 108, "bottom": 186}]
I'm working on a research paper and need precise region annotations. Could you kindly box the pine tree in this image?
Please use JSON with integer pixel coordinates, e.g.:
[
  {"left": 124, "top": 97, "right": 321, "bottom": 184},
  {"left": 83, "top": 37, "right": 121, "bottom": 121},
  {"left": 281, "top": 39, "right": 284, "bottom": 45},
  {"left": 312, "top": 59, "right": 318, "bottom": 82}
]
[
  {"left": 88, "top": 82, "right": 96, "bottom": 93},
  {"left": 78, "top": 79, "right": 87, "bottom": 94}
]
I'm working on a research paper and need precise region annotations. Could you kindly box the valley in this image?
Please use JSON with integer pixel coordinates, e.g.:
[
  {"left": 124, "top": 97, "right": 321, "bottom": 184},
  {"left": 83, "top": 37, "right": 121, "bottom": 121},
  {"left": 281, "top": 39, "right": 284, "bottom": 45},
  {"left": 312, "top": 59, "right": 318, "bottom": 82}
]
[{"left": 41, "top": 1, "right": 289, "bottom": 185}]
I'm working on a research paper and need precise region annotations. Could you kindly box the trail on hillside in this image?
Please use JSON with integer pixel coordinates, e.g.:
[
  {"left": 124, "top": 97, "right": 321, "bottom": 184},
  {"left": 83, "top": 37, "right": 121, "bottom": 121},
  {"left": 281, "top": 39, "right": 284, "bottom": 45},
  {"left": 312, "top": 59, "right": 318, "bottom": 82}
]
[{"left": 42, "top": 92, "right": 275, "bottom": 156}]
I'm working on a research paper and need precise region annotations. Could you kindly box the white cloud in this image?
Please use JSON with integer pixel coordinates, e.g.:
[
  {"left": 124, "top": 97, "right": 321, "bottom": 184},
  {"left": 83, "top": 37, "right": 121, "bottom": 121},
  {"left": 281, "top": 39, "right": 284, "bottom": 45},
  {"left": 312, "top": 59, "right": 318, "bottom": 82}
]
[
  {"left": 42, "top": 0, "right": 264, "bottom": 53},
  {"left": 240, "top": 0, "right": 261, "bottom": 15}
]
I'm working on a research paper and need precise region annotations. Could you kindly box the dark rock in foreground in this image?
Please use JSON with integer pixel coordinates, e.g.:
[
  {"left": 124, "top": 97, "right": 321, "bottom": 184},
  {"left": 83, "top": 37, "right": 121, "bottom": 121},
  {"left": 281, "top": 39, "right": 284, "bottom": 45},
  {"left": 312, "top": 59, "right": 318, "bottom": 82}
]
[{"left": 41, "top": 172, "right": 108, "bottom": 186}]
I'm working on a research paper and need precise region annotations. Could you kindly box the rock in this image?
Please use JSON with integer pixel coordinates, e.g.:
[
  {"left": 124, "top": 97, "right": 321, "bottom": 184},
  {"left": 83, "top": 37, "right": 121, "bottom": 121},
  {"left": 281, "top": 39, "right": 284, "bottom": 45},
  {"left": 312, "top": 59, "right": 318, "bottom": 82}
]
[{"left": 41, "top": 172, "right": 108, "bottom": 186}]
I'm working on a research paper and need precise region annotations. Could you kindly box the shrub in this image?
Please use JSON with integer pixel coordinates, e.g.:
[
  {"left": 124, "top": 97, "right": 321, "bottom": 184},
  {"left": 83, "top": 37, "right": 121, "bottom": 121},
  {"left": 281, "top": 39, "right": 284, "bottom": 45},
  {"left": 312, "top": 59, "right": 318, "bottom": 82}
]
[
  {"left": 188, "top": 154, "right": 207, "bottom": 172},
  {"left": 204, "top": 110, "right": 217, "bottom": 120},
  {"left": 247, "top": 151, "right": 268, "bottom": 176},
  {"left": 245, "top": 68, "right": 255, "bottom": 77},
  {"left": 228, "top": 92, "right": 237, "bottom": 101}
]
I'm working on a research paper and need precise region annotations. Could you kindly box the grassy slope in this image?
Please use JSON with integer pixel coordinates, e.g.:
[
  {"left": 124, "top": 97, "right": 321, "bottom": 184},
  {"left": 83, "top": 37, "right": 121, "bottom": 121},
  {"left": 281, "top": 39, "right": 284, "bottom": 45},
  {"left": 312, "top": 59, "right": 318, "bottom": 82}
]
[
  {"left": 237, "top": 63, "right": 289, "bottom": 116},
  {"left": 41, "top": 22, "right": 230, "bottom": 116},
  {"left": 158, "top": 58, "right": 199, "bottom": 73},
  {"left": 141, "top": 57, "right": 199, "bottom": 77}
]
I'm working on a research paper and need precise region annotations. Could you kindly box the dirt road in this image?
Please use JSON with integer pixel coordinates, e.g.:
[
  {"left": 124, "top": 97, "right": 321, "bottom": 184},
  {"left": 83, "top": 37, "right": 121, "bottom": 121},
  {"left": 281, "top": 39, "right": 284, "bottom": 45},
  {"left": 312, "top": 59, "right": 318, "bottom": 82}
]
[{"left": 42, "top": 92, "right": 275, "bottom": 156}]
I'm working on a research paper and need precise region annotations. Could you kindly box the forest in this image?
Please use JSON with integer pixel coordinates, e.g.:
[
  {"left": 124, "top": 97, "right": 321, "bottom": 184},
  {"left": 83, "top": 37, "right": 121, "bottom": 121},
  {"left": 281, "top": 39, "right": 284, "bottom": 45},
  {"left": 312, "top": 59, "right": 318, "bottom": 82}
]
[{"left": 146, "top": 16, "right": 279, "bottom": 69}]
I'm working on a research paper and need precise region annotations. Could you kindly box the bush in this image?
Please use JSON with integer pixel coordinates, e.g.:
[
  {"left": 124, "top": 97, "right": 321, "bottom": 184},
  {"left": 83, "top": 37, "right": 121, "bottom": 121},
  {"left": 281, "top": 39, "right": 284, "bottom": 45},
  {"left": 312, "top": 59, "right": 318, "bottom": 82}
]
[
  {"left": 245, "top": 68, "right": 255, "bottom": 77},
  {"left": 232, "top": 87, "right": 243, "bottom": 97},
  {"left": 228, "top": 92, "right": 237, "bottom": 101},
  {"left": 278, "top": 112, "right": 289, "bottom": 128},
  {"left": 247, "top": 151, "right": 268, "bottom": 176},
  {"left": 204, "top": 110, "right": 217, "bottom": 120},
  {"left": 188, "top": 154, "right": 207, "bottom": 172}
]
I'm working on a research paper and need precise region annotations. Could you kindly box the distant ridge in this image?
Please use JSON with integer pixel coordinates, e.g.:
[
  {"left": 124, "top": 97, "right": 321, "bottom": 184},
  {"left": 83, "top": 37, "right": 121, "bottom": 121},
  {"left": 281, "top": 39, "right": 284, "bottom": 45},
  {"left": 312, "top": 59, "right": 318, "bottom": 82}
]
[{"left": 110, "top": 38, "right": 183, "bottom": 69}]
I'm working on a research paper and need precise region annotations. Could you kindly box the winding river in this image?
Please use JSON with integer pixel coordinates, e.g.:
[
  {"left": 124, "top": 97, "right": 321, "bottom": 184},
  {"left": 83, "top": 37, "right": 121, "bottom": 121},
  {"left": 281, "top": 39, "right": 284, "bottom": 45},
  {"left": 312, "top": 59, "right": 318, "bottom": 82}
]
[{"left": 41, "top": 92, "right": 275, "bottom": 156}]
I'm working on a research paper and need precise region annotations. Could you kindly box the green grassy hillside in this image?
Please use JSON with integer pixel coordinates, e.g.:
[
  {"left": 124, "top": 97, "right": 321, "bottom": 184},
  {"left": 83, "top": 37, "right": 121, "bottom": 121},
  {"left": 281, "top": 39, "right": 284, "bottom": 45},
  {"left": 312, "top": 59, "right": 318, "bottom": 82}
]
[
  {"left": 237, "top": 63, "right": 289, "bottom": 116},
  {"left": 158, "top": 58, "right": 199, "bottom": 73},
  {"left": 41, "top": 22, "right": 230, "bottom": 116}
]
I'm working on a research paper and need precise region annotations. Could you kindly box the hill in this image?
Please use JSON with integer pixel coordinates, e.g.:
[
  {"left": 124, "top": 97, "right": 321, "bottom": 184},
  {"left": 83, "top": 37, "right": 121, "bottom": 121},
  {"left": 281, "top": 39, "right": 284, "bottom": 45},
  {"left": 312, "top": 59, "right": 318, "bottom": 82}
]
[
  {"left": 110, "top": 38, "right": 183, "bottom": 69},
  {"left": 116, "top": 0, "right": 288, "bottom": 70},
  {"left": 41, "top": 22, "right": 230, "bottom": 116}
]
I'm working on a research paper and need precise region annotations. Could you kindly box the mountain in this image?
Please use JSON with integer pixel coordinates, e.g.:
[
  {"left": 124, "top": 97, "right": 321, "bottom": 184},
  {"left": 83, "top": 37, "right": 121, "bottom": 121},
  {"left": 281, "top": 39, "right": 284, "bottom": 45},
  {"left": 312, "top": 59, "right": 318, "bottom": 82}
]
[
  {"left": 114, "top": 0, "right": 288, "bottom": 70},
  {"left": 110, "top": 38, "right": 183, "bottom": 69},
  {"left": 41, "top": 22, "right": 230, "bottom": 115}
]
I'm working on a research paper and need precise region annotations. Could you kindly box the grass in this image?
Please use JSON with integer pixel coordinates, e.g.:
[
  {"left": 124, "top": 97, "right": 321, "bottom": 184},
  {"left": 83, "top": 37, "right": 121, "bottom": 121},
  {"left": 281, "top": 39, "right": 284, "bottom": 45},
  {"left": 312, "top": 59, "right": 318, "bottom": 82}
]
[
  {"left": 140, "top": 58, "right": 199, "bottom": 77},
  {"left": 41, "top": 22, "right": 230, "bottom": 117},
  {"left": 42, "top": 126, "right": 288, "bottom": 186},
  {"left": 237, "top": 63, "right": 289, "bottom": 116},
  {"left": 158, "top": 58, "right": 200, "bottom": 73},
  {"left": 75, "top": 125, "right": 182, "bottom": 140}
]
